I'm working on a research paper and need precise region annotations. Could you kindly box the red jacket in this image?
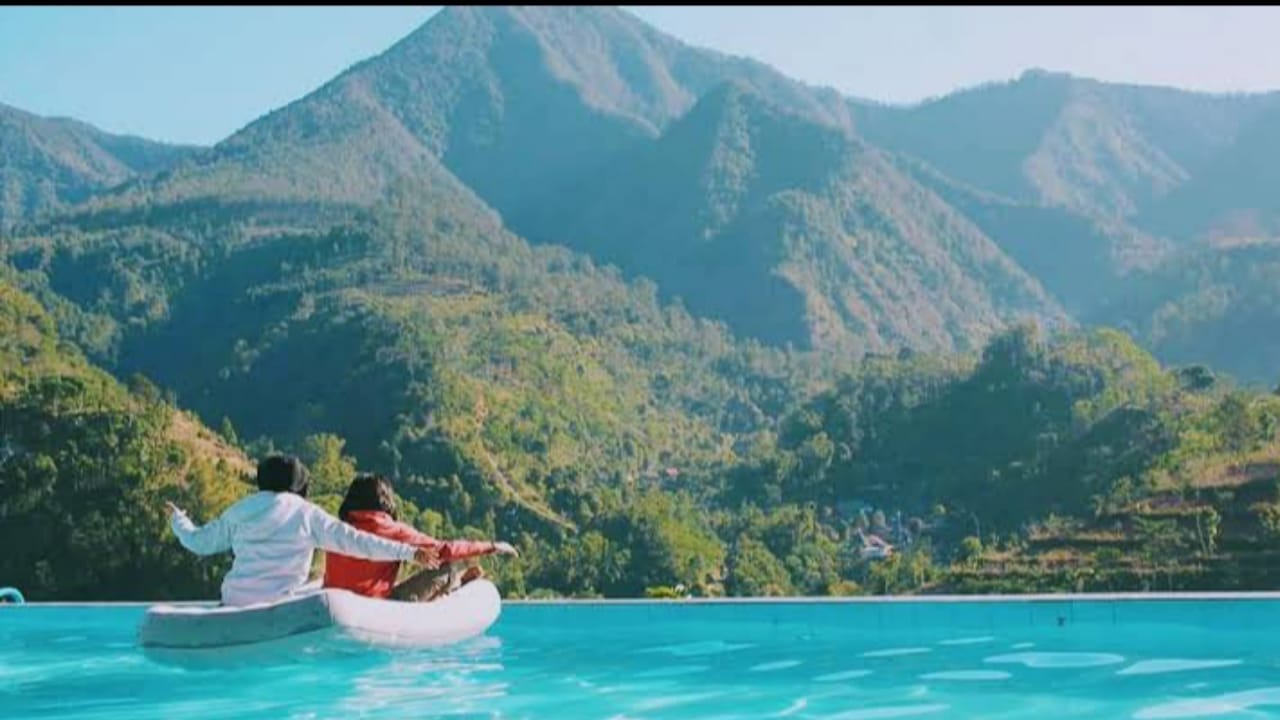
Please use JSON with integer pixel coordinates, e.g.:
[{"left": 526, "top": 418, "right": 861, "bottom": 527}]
[{"left": 322, "top": 511, "right": 495, "bottom": 599}]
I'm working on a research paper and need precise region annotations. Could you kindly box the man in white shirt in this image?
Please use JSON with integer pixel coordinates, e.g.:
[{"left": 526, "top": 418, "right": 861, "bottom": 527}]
[{"left": 166, "top": 455, "right": 439, "bottom": 607}]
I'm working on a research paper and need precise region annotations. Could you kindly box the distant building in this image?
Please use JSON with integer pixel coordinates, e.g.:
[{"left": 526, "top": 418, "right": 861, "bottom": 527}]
[{"left": 855, "top": 529, "right": 895, "bottom": 561}]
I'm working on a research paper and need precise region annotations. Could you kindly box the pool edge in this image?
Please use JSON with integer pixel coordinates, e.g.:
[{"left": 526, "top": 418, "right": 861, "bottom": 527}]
[{"left": 11, "top": 591, "right": 1280, "bottom": 608}]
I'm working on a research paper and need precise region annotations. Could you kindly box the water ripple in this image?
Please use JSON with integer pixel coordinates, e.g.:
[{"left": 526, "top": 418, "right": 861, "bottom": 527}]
[
  {"left": 1133, "top": 687, "right": 1280, "bottom": 719},
  {"left": 938, "top": 636, "right": 995, "bottom": 646},
  {"left": 6, "top": 604, "right": 1279, "bottom": 719},
  {"left": 751, "top": 660, "right": 803, "bottom": 672},
  {"left": 814, "top": 669, "right": 872, "bottom": 682},
  {"left": 985, "top": 652, "right": 1125, "bottom": 669},
  {"left": 1116, "top": 659, "right": 1242, "bottom": 676},
  {"left": 826, "top": 703, "right": 951, "bottom": 719},
  {"left": 920, "top": 670, "right": 1012, "bottom": 681},
  {"left": 776, "top": 698, "right": 807, "bottom": 716},
  {"left": 636, "top": 640, "right": 754, "bottom": 657},
  {"left": 632, "top": 664, "right": 709, "bottom": 679},
  {"left": 862, "top": 647, "right": 932, "bottom": 658}
]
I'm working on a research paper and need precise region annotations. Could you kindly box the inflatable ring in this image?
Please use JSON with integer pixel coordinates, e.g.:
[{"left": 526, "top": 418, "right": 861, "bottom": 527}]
[{"left": 139, "top": 580, "right": 501, "bottom": 667}]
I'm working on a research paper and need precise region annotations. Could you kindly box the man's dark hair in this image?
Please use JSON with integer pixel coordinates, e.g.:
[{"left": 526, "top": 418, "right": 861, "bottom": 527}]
[
  {"left": 256, "top": 455, "right": 310, "bottom": 497},
  {"left": 338, "top": 473, "right": 398, "bottom": 521}
]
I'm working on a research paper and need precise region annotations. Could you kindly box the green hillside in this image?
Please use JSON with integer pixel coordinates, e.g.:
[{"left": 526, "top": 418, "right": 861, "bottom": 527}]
[
  {"left": 0, "top": 102, "right": 199, "bottom": 231},
  {"left": 526, "top": 82, "right": 1061, "bottom": 353},
  {"left": 1090, "top": 241, "right": 1280, "bottom": 385},
  {"left": 4, "top": 6, "right": 1280, "bottom": 599},
  {"left": 743, "top": 325, "right": 1280, "bottom": 595},
  {"left": 0, "top": 277, "right": 248, "bottom": 600}
]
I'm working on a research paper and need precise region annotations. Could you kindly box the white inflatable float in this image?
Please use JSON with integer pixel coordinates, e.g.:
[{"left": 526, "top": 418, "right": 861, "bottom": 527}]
[{"left": 139, "top": 580, "right": 501, "bottom": 667}]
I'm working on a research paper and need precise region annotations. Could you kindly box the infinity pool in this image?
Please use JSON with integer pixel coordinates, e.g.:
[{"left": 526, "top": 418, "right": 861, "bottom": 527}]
[{"left": 5, "top": 595, "right": 1280, "bottom": 719}]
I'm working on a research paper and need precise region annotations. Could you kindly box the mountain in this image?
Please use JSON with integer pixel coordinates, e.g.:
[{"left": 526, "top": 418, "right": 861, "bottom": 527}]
[
  {"left": 88, "top": 6, "right": 850, "bottom": 214},
  {"left": 1090, "top": 241, "right": 1280, "bottom": 385},
  {"left": 5, "top": 173, "right": 813, "bottom": 535},
  {"left": 851, "top": 70, "right": 1279, "bottom": 223},
  {"left": 1, "top": 7, "right": 872, "bottom": 563},
  {"left": 18, "top": 9, "right": 1280, "bottom": 373},
  {"left": 0, "top": 103, "right": 199, "bottom": 230},
  {"left": 850, "top": 69, "right": 1280, "bottom": 332},
  {"left": 893, "top": 154, "right": 1167, "bottom": 315},
  {"left": 522, "top": 82, "right": 1062, "bottom": 353},
  {"left": 1140, "top": 104, "right": 1280, "bottom": 244},
  {"left": 54, "top": 5, "right": 1064, "bottom": 359},
  {"left": 8, "top": 5, "right": 1280, "bottom": 598},
  {"left": 0, "top": 275, "right": 249, "bottom": 600}
]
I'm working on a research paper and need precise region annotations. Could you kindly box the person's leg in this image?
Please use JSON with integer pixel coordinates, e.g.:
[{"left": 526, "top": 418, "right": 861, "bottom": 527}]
[
  {"left": 389, "top": 564, "right": 454, "bottom": 602},
  {"left": 428, "top": 562, "right": 485, "bottom": 600},
  {"left": 391, "top": 561, "right": 487, "bottom": 602}
]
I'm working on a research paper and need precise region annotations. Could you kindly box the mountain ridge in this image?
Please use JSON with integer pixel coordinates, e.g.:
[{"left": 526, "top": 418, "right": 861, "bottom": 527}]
[
  {"left": 0, "top": 102, "right": 201, "bottom": 230},
  {"left": 9, "top": 5, "right": 1280, "bottom": 381}
]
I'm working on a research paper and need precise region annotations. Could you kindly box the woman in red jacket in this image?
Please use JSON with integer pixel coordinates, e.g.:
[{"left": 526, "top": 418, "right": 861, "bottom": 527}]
[{"left": 323, "top": 473, "right": 518, "bottom": 601}]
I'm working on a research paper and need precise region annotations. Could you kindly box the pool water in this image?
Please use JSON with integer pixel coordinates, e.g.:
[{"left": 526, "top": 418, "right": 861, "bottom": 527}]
[{"left": 4, "top": 597, "right": 1280, "bottom": 719}]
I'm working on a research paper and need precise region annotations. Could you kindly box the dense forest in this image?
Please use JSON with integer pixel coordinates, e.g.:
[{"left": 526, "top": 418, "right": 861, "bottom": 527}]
[
  {"left": 0, "top": 278, "right": 248, "bottom": 599},
  {"left": 4, "top": 260, "right": 1279, "bottom": 600},
  {"left": 3, "top": 6, "right": 1280, "bottom": 600}
]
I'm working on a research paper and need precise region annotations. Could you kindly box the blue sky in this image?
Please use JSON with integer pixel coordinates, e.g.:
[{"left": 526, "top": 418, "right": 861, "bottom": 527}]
[{"left": 2, "top": 6, "right": 1278, "bottom": 146}]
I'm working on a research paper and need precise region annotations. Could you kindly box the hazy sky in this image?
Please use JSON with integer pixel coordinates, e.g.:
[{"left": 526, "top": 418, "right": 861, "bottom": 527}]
[{"left": 2, "top": 5, "right": 1277, "bottom": 146}]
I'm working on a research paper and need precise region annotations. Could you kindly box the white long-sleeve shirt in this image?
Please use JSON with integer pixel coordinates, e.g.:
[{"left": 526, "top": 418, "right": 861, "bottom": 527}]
[{"left": 170, "top": 491, "right": 418, "bottom": 607}]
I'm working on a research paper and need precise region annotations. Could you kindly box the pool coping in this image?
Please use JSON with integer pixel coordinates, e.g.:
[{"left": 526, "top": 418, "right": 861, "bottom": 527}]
[{"left": 10, "top": 591, "right": 1280, "bottom": 607}]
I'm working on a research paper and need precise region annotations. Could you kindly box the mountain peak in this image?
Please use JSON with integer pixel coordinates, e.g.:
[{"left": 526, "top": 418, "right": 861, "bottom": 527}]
[
  {"left": 384, "top": 5, "right": 852, "bottom": 136},
  {"left": 1017, "top": 67, "right": 1074, "bottom": 83},
  {"left": 680, "top": 80, "right": 845, "bottom": 148}
]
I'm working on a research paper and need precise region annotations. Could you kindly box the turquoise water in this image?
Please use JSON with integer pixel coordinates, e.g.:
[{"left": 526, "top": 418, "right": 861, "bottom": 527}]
[{"left": 5, "top": 597, "right": 1280, "bottom": 718}]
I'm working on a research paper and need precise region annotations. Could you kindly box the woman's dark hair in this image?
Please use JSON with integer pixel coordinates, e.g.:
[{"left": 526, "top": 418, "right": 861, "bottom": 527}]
[
  {"left": 338, "top": 473, "right": 398, "bottom": 521},
  {"left": 257, "top": 455, "right": 309, "bottom": 498}
]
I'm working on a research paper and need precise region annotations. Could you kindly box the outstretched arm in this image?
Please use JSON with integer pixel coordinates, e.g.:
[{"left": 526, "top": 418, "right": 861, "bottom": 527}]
[
  {"left": 166, "top": 501, "right": 232, "bottom": 556},
  {"left": 380, "top": 522, "right": 519, "bottom": 562},
  {"left": 306, "top": 504, "right": 436, "bottom": 565},
  {"left": 438, "top": 539, "right": 519, "bottom": 561}
]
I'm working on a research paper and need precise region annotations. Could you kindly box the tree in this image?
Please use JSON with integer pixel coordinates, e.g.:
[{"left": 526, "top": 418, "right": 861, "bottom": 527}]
[
  {"left": 602, "top": 490, "right": 726, "bottom": 597},
  {"left": 1135, "top": 517, "right": 1190, "bottom": 591},
  {"left": 0, "top": 283, "right": 249, "bottom": 600},
  {"left": 957, "top": 536, "right": 983, "bottom": 568},
  {"left": 785, "top": 540, "right": 840, "bottom": 595},
  {"left": 1253, "top": 502, "right": 1280, "bottom": 541},
  {"left": 1213, "top": 392, "right": 1275, "bottom": 454},
  {"left": 1175, "top": 365, "right": 1216, "bottom": 392},
  {"left": 726, "top": 536, "right": 793, "bottom": 597},
  {"left": 1194, "top": 507, "right": 1220, "bottom": 556},
  {"left": 298, "top": 433, "right": 357, "bottom": 498},
  {"left": 864, "top": 547, "right": 937, "bottom": 595},
  {"left": 219, "top": 416, "right": 240, "bottom": 448}
]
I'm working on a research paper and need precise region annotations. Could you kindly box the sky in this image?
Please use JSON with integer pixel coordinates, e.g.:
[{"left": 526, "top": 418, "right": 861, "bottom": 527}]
[{"left": 2, "top": 5, "right": 1278, "bottom": 146}]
